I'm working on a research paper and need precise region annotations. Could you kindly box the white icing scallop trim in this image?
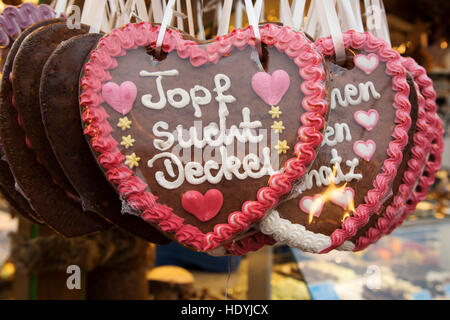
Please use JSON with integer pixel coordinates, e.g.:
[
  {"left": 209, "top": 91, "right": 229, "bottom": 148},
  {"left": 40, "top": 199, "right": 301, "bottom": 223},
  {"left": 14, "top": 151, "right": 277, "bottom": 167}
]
[{"left": 259, "top": 210, "right": 355, "bottom": 253}]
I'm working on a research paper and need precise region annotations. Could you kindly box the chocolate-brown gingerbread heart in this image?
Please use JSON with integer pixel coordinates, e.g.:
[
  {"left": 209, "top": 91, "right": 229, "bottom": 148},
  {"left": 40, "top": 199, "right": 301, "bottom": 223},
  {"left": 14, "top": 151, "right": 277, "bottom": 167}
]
[
  {"left": 0, "top": 21, "right": 110, "bottom": 236},
  {"left": 80, "top": 23, "right": 328, "bottom": 251},
  {"left": 40, "top": 32, "right": 169, "bottom": 244},
  {"left": 259, "top": 31, "right": 419, "bottom": 253}
]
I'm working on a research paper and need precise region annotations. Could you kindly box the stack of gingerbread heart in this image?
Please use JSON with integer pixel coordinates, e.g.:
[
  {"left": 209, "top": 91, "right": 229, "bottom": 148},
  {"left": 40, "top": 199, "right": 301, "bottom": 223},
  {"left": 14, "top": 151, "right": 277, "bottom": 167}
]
[{"left": 0, "top": 2, "right": 443, "bottom": 257}]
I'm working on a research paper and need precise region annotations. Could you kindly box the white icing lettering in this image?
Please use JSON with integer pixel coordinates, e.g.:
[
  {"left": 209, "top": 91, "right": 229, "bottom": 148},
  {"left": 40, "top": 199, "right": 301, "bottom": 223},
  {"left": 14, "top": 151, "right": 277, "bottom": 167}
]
[{"left": 330, "top": 81, "right": 381, "bottom": 109}]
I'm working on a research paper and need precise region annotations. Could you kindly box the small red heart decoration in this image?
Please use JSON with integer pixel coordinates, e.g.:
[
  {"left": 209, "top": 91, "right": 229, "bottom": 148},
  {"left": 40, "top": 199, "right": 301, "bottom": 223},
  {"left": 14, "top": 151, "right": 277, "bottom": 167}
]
[{"left": 182, "top": 189, "right": 223, "bottom": 222}]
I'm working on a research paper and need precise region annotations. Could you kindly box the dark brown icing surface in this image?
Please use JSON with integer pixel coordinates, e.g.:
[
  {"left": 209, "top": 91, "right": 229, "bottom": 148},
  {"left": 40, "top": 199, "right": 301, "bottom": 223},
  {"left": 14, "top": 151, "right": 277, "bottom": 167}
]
[
  {"left": 276, "top": 51, "right": 418, "bottom": 237},
  {"left": 41, "top": 33, "right": 169, "bottom": 244},
  {"left": 101, "top": 45, "right": 309, "bottom": 233}
]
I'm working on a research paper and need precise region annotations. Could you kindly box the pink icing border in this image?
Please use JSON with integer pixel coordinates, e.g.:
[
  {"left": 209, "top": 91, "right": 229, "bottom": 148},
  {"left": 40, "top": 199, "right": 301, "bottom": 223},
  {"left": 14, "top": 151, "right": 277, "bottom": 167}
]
[
  {"left": 354, "top": 57, "right": 444, "bottom": 251},
  {"left": 315, "top": 31, "right": 413, "bottom": 253},
  {"left": 80, "top": 22, "right": 327, "bottom": 251}
]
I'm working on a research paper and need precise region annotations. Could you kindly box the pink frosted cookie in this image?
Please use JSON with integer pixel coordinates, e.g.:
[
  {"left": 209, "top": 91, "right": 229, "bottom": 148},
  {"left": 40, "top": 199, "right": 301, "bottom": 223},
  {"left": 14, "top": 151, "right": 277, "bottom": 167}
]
[
  {"left": 80, "top": 23, "right": 328, "bottom": 252},
  {"left": 257, "top": 31, "right": 421, "bottom": 254}
]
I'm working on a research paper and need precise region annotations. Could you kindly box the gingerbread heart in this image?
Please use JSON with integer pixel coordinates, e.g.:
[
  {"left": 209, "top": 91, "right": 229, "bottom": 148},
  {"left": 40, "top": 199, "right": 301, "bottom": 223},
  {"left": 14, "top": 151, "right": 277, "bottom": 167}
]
[
  {"left": 259, "top": 31, "right": 419, "bottom": 254},
  {"left": 354, "top": 57, "right": 444, "bottom": 251},
  {"left": 80, "top": 23, "right": 327, "bottom": 252}
]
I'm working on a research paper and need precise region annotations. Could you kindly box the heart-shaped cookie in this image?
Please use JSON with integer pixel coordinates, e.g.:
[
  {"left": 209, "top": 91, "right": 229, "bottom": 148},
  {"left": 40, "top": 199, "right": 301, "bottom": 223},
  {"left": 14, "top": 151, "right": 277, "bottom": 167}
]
[
  {"left": 259, "top": 31, "right": 419, "bottom": 254},
  {"left": 354, "top": 57, "right": 444, "bottom": 251},
  {"left": 80, "top": 23, "right": 327, "bottom": 251}
]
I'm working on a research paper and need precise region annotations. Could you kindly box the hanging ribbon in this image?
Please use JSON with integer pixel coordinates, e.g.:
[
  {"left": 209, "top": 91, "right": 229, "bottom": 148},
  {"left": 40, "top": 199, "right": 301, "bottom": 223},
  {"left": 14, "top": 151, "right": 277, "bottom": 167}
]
[
  {"left": 279, "top": 0, "right": 306, "bottom": 30},
  {"left": 185, "top": 0, "right": 195, "bottom": 37},
  {"left": 364, "top": 0, "right": 391, "bottom": 46},
  {"left": 156, "top": 0, "right": 176, "bottom": 57},
  {"left": 151, "top": 0, "right": 163, "bottom": 23},
  {"left": 337, "top": 0, "right": 359, "bottom": 32},
  {"left": 350, "top": 0, "right": 365, "bottom": 32},
  {"left": 217, "top": 0, "right": 233, "bottom": 36},
  {"left": 304, "top": 0, "right": 318, "bottom": 38},
  {"left": 196, "top": 0, "right": 205, "bottom": 40},
  {"left": 244, "top": 0, "right": 263, "bottom": 41},
  {"left": 235, "top": 0, "right": 244, "bottom": 29},
  {"left": 316, "top": 0, "right": 346, "bottom": 64},
  {"left": 81, "top": 0, "right": 108, "bottom": 33},
  {"left": 54, "top": 0, "right": 68, "bottom": 17}
]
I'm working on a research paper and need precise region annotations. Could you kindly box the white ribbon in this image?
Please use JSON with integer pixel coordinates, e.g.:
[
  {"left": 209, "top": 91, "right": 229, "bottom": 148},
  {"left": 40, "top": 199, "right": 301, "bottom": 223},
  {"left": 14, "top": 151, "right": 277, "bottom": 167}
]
[
  {"left": 244, "top": 0, "right": 263, "bottom": 41},
  {"left": 54, "top": 0, "right": 68, "bottom": 17},
  {"left": 350, "top": 0, "right": 365, "bottom": 32},
  {"left": 292, "top": 0, "right": 306, "bottom": 30},
  {"left": 151, "top": 0, "right": 163, "bottom": 23},
  {"left": 195, "top": 0, "right": 204, "bottom": 40},
  {"left": 185, "top": 0, "right": 195, "bottom": 36},
  {"left": 280, "top": 0, "right": 307, "bottom": 30},
  {"left": 156, "top": 0, "right": 176, "bottom": 55},
  {"left": 235, "top": 0, "right": 244, "bottom": 29},
  {"left": 217, "top": 0, "right": 234, "bottom": 36},
  {"left": 304, "top": 0, "right": 318, "bottom": 38},
  {"left": 364, "top": 0, "right": 391, "bottom": 46},
  {"left": 81, "top": 0, "right": 108, "bottom": 33},
  {"left": 337, "top": 0, "right": 359, "bottom": 32},
  {"left": 316, "top": 0, "right": 346, "bottom": 64}
]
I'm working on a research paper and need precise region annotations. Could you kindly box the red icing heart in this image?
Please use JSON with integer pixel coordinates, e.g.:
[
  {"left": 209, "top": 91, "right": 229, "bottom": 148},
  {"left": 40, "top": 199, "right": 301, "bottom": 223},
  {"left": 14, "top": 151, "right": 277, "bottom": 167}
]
[
  {"left": 182, "top": 189, "right": 223, "bottom": 222},
  {"left": 101, "top": 81, "right": 137, "bottom": 115}
]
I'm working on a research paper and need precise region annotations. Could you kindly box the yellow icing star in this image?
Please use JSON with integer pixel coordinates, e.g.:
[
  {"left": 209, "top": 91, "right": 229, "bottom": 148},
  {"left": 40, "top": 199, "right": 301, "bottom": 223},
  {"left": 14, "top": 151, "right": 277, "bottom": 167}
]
[
  {"left": 268, "top": 106, "right": 282, "bottom": 119},
  {"left": 120, "top": 135, "right": 135, "bottom": 149},
  {"left": 271, "top": 121, "right": 286, "bottom": 134},
  {"left": 275, "top": 140, "right": 290, "bottom": 155},
  {"left": 117, "top": 116, "right": 132, "bottom": 131},
  {"left": 125, "top": 153, "right": 140, "bottom": 169}
]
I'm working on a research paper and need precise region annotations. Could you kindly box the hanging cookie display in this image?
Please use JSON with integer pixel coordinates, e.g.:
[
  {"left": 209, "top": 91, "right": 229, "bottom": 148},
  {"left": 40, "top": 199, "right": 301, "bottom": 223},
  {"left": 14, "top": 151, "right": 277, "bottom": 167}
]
[
  {"left": 0, "top": 4, "right": 57, "bottom": 224},
  {"left": 80, "top": 22, "right": 328, "bottom": 252},
  {"left": 40, "top": 33, "right": 169, "bottom": 244},
  {"left": 0, "top": 21, "right": 111, "bottom": 236},
  {"left": 259, "top": 31, "right": 420, "bottom": 253}
]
